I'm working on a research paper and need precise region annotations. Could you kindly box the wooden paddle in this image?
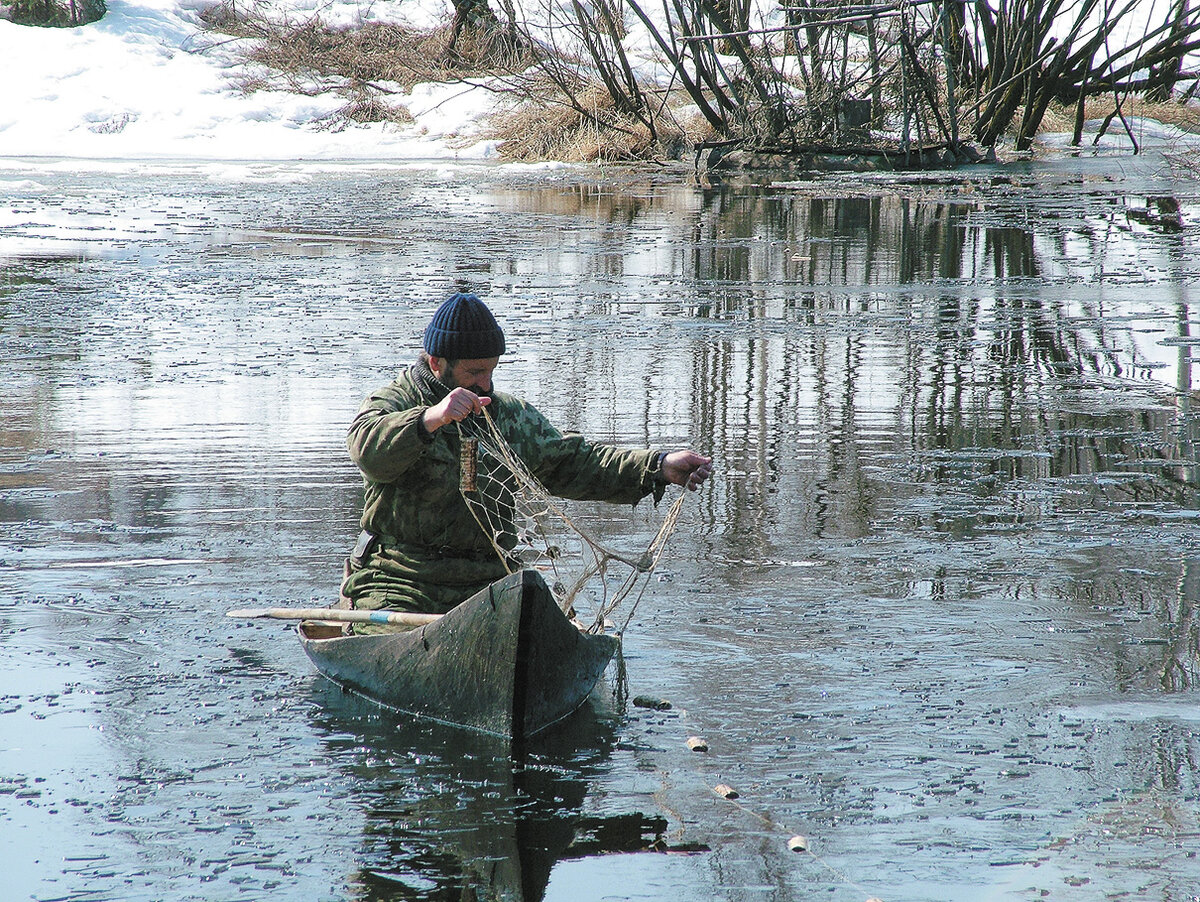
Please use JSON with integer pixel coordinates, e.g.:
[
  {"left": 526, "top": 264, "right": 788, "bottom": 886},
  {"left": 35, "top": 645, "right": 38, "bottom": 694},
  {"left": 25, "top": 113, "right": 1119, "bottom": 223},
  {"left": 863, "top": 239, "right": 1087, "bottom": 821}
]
[{"left": 226, "top": 607, "right": 442, "bottom": 627}]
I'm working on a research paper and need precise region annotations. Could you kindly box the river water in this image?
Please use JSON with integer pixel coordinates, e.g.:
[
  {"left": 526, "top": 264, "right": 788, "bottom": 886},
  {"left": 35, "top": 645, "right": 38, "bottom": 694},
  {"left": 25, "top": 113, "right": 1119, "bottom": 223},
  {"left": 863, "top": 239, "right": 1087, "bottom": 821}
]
[{"left": 2, "top": 148, "right": 1199, "bottom": 902}]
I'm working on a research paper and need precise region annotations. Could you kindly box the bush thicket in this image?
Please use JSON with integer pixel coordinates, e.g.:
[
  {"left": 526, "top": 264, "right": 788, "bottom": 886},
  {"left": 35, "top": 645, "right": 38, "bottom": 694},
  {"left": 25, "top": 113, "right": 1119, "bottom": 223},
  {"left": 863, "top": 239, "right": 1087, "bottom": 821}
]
[
  {"left": 199, "top": 0, "right": 1200, "bottom": 166},
  {"left": 5, "top": 0, "right": 105, "bottom": 26}
]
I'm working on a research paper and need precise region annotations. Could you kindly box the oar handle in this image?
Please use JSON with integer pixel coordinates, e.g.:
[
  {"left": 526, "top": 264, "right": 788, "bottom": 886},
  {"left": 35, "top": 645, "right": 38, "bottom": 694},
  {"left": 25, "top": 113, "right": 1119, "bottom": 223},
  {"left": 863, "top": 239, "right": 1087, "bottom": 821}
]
[{"left": 226, "top": 607, "right": 441, "bottom": 627}]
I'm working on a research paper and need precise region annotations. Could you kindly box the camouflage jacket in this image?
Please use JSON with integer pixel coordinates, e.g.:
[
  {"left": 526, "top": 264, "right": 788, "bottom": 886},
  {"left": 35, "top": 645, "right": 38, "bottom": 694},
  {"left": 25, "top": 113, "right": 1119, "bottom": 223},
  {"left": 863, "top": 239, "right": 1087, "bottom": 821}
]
[{"left": 347, "top": 360, "right": 664, "bottom": 581}]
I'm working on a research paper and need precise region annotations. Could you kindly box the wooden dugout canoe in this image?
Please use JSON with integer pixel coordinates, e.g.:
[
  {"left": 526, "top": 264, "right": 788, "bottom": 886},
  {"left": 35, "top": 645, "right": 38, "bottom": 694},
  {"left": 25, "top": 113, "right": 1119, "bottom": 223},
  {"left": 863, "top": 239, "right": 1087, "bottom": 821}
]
[{"left": 296, "top": 568, "right": 619, "bottom": 740}]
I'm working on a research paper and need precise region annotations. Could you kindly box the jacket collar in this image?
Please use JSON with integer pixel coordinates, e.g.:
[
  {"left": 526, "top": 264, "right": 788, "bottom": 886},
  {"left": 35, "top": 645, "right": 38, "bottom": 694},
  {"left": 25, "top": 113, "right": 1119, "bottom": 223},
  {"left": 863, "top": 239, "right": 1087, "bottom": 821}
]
[{"left": 412, "top": 357, "right": 450, "bottom": 406}]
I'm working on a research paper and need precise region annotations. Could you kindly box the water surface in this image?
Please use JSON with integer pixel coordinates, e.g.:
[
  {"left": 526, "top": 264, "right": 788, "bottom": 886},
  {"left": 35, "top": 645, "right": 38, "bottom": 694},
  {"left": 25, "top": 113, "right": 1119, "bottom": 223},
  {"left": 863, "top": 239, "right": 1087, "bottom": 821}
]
[{"left": 2, "top": 150, "right": 1199, "bottom": 901}]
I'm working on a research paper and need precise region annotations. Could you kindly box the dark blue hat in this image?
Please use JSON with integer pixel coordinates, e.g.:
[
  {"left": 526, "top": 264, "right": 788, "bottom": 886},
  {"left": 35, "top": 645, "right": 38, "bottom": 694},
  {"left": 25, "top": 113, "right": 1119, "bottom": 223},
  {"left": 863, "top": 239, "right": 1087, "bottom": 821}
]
[{"left": 423, "top": 293, "right": 506, "bottom": 359}]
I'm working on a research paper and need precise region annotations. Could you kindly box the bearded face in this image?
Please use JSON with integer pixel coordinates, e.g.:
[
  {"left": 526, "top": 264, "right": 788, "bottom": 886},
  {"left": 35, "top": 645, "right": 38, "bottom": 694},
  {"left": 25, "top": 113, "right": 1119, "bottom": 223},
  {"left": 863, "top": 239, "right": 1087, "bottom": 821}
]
[{"left": 436, "top": 357, "right": 499, "bottom": 398}]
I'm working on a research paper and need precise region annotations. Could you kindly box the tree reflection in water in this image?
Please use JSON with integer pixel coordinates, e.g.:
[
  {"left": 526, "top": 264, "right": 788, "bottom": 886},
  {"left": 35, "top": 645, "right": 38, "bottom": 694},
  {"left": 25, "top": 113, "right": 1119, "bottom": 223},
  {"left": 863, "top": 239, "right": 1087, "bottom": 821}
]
[{"left": 496, "top": 173, "right": 1200, "bottom": 712}]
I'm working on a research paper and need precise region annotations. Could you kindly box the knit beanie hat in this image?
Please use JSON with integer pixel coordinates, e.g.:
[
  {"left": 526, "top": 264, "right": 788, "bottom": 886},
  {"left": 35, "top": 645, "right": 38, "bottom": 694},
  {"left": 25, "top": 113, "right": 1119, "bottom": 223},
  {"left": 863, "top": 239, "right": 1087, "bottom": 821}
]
[{"left": 423, "top": 293, "right": 506, "bottom": 360}]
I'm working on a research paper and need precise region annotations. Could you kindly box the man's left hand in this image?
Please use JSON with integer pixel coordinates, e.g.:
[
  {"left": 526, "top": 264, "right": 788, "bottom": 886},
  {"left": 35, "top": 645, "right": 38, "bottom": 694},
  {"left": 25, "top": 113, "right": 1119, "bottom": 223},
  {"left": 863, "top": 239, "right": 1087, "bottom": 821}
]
[{"left": 662, "top": 450, "right": 713, "bottom": 491}]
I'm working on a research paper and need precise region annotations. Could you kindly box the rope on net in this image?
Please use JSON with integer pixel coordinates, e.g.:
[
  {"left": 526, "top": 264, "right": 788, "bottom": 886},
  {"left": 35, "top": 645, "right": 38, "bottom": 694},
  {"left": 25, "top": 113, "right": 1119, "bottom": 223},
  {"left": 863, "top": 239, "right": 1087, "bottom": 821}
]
[{"left": 454, "top": 408, "right": 686, "bottom": 635}]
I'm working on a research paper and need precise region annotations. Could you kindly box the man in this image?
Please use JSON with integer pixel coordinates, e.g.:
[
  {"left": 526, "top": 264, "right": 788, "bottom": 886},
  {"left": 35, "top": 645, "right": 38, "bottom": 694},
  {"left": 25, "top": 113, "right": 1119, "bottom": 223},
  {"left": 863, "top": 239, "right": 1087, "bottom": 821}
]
[{"left": 341, "top": 292, "right": 713, "bottom": 617}]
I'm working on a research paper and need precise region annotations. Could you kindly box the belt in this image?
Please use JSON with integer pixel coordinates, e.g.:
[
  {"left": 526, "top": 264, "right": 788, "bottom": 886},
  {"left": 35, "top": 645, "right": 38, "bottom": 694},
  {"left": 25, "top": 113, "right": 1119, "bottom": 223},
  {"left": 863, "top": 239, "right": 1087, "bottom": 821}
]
[{"left": 353, "top": 529, "right": 502, "bottom": 563}]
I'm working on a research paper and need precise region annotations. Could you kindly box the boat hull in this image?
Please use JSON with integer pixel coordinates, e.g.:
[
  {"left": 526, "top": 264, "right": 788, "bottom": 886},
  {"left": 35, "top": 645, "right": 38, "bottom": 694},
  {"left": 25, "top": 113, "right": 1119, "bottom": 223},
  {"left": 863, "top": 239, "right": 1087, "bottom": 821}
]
[{"left": 297, "top": 569, "right": 618, "bottom": 739}]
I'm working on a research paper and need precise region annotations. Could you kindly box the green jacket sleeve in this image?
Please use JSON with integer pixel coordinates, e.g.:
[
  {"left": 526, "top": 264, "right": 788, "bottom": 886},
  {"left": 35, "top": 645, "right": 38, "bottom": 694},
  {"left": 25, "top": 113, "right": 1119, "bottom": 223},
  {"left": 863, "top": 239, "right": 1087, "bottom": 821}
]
[
  {"left": 347, "top": 387, "right": 433, "bottom": 484},
  {"left": 502, "top": 397, "right": 662, "bottom": 505}
]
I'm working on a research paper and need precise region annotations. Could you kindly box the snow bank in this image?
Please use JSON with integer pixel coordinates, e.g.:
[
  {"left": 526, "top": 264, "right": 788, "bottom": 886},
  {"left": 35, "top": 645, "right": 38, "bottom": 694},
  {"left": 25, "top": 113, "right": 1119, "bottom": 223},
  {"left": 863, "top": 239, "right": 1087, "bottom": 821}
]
[{"left": 0, "top": 0, "right": 498, "bottom": 161}]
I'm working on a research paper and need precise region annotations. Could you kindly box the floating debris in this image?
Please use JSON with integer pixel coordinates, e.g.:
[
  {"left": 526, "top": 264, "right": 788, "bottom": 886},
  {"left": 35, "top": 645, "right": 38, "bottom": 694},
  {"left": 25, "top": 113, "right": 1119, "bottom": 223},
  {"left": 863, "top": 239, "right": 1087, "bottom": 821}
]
[{"left": 632, "top": 695, "right": 672, "bottom": 710}]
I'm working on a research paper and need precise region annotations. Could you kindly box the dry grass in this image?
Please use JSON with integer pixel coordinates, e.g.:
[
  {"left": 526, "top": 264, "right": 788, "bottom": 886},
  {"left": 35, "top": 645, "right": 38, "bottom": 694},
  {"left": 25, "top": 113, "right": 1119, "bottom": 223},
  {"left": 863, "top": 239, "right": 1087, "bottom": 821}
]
[
  {"left": 1117, "top": 96, "right": 1200, "bottom": 133},
  {"left": 242, "top": 20, "right": 531, "bottom": 90},
  {"left": 199, "top": 0, "right": 534, "bottom": 131},
  {"left": 201, "top": 1, "right": 535, "bottom": 88},
  {"left": 487, "top": 84, "right": 690, "bottom": 162},
  {"left": 313, "top": 87, "right": 415, "bottom": 132},
  {"left": 1041, "top": 97, "right": 1200, "bottom": 135}
]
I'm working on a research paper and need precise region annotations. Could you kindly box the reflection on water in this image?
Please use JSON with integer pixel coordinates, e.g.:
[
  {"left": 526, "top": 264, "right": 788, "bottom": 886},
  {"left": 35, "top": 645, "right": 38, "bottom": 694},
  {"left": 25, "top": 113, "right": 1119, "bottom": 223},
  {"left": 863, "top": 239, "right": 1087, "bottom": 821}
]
[
  {"left": 2, "top": 155, "right": 1199, "bottom": 901},
  {"left": 308, "top": 685, "right": 678, "bottom": 902}
]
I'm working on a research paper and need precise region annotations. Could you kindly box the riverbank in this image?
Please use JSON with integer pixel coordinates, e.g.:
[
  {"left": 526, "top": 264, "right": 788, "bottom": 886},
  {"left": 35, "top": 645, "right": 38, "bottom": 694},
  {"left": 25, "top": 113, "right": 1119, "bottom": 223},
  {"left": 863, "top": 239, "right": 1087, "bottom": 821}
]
[{"left": 5, "top": 0, "right": 1200, "bottom": 167}]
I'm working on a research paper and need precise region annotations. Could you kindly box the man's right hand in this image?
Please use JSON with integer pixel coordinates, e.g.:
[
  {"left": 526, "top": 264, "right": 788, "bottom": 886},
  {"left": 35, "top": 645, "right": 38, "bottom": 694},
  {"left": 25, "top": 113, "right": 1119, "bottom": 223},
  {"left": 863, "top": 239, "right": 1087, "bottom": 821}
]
[{"left": 424, "top": 388, "right": 491, "bottom": 433}]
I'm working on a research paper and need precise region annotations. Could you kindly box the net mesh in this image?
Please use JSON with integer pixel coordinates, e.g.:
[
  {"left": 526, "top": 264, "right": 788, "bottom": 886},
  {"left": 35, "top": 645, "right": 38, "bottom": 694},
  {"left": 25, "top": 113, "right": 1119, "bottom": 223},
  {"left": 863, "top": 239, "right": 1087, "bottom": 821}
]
[{"left": 453, "top": 408, "right": 685, "bottom": 634}]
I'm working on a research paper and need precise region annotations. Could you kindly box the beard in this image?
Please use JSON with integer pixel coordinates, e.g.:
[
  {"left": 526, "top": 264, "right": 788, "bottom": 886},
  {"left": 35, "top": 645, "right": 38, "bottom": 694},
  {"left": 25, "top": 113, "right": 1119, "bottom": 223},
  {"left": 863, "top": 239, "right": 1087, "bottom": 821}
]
[{"left": 439, "top": 366, "right": 493, "bottom": 400}]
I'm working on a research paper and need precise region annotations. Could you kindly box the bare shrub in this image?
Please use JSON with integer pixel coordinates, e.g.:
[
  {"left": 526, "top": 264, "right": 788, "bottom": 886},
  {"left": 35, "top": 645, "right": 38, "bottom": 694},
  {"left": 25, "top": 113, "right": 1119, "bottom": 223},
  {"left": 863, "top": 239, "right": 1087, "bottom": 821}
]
[
  {"left": 196, "top": 0, "right": 262, "bottom": 37},
  {"left": 441, "top": 20, "right": 533, "bottom": 76}
]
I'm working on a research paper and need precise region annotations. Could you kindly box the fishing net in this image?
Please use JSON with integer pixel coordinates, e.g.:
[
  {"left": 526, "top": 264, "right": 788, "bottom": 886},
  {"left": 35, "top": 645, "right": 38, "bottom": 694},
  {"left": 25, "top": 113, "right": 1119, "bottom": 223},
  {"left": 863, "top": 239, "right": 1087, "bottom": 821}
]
[{"left": 452, "top": 408, "right": 686, "bottom": 635}]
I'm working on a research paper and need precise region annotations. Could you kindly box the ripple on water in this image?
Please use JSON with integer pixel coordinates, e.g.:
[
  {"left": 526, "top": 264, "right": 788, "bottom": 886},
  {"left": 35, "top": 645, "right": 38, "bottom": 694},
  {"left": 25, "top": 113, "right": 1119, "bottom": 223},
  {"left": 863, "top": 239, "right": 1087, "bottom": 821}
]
[{"left": 2, "top": 159, "right": 1199, "bottom": 901}]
